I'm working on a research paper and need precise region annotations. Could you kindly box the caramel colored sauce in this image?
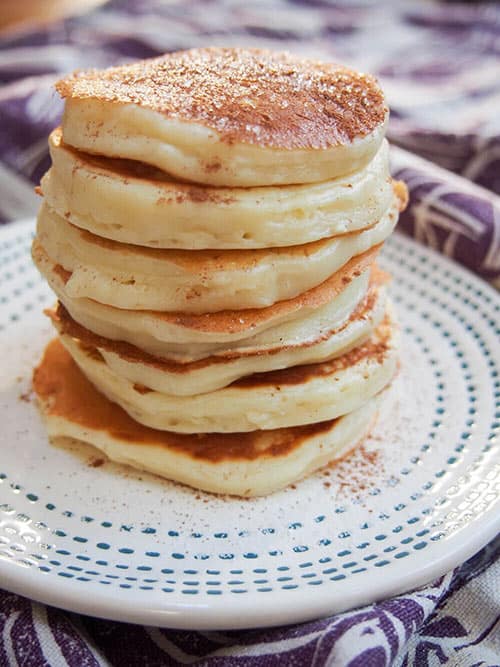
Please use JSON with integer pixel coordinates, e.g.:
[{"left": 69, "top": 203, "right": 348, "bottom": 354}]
[{"left": 33, "top": 338, "right": 339, "bottom": 462}]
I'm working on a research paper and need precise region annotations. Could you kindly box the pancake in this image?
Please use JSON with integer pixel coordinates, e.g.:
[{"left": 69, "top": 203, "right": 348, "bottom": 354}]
[
  {"left": 42, "top": 128, "right": 397, "bottom": 249},
  {"left": 56, "top": 48, "right": 388, "bottom": 187},
  {"left": 33, "top": 338, "right": 381, "bottom": 497},
  {"left": 33, "top": 242, "right": 376, "bottom": 361},
  {"left": 36, "top": 196, "right": 398, "bottom": 312},
  {"left": 58, "top": 311, "right": 397, "bottom": 433},
  {"left": 48, "top": 276, "right": 387, "bottom": 395}
]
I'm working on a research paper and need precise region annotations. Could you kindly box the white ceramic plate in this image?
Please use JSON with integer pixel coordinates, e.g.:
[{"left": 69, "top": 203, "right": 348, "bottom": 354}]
[{"left": 0, "top": 219, "right": 499, "bottom": 630}]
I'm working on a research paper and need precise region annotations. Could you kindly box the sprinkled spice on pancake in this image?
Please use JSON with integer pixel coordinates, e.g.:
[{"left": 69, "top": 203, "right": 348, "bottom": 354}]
[{"left": 57, "top": 47, "right": 387, "bottom": 149}]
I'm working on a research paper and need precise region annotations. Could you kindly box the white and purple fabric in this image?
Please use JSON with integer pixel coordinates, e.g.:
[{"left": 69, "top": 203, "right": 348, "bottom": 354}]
[{"left": 0, "top": 1, "right": 498, "bottom": 665}]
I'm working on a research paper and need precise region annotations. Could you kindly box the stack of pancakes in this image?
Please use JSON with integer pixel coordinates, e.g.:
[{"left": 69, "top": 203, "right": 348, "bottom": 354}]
[{"left": 32, "top": 48, "right": 407, "bottom": 497}]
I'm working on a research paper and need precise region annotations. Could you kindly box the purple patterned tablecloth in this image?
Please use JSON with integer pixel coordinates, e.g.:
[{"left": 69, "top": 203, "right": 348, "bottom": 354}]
[{"left": 0, "top": 1, "right": 499, "bottom": 665}]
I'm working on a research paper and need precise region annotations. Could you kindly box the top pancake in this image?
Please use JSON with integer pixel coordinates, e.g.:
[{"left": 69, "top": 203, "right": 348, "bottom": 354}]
[
  {"left": 56, "top": 48, "right": 388, "bottom": 186},
  {"left": 57, "top": 48, "right": 386, "bottom": 151}
]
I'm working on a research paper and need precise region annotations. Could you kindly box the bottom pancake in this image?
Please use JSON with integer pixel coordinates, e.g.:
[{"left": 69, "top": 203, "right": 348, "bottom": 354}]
[{"left": 33, "top": 338, "right": 380, "bottom": 497}]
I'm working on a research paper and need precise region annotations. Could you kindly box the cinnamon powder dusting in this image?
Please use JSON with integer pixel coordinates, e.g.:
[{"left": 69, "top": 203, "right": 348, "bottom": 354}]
[
  {"left": 56, "top": 47, "right": 387, "bottom": 149},
  {"left": 326, "top": 442, "right": 383, "bottom": 497},
  {"left": 19, "top": 390, "right": 33, "bottom": 403}
]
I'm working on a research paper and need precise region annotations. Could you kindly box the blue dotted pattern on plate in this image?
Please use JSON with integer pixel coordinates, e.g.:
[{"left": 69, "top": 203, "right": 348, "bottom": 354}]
[{"left": 0, "top": 227, "right": 498, "bottom": 597}]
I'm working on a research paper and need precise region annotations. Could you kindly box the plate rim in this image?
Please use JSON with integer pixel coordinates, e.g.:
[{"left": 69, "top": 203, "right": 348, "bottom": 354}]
[{"left": 1, "top": 493, "right": 499, "bottom": 630}]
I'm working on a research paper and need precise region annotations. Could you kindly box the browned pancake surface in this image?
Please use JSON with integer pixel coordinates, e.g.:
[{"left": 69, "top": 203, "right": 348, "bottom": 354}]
[
  {"left": 44, "top": 245, "right": 380, "bottom": 334},
  {"left": 47, "top": 267, "right": 388, "bottom": 372},
  {"left": 233, "top": 313, "right": 393, "bottom": 388},
  {"left": 33, "top": 338, "right": 339, "bottom": 462},
  {"left": 56, "top": 48, "right": 387, "bottom": 149},
  {"left": 50, "top": 127, "right": 243, "bottom": 194}
]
